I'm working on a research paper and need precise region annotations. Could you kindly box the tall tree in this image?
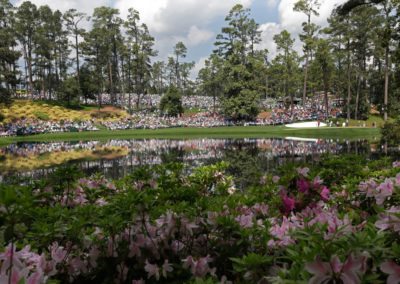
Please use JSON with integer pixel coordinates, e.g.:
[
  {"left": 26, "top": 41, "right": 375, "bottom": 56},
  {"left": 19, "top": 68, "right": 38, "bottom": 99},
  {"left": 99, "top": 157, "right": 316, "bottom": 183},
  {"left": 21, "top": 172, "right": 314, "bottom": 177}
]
[
  {"left": 198, "top": 54, "right": 223, "bottom": 113},
  {"left": 15, "top": 1, "right": 38, "bottom": 95},
  {"left": 0, "top": 0, "right": 20, "bottom": 104},
  {"left": 338, "top": 0, "right": 395, "bottom": 120},
  {"left": 125, "top": 8, "right": 157, "bottom": 110},
  {"left": 173, "top": 41, "right": 187, "bottom": 89},
  {"left": 313, "top": 39, "right": 334, "bottom": 118},
  {"left": 293, "top": 0, "right": 320, "bottom": 105},
  {"left": 91, "top": 6, "right": 122, "bottom": 105},
  {"left": 273, "top": 30, "right": 300, "bottom": 113},
  {"left": 214, "top": 4, "right": 263, "bottom": 121},
  {"left": 64, "top": 9, "right": 87, "bottom": 93},
  {"left": 152, "top": 61, "right": 165, "bottom": 95}
]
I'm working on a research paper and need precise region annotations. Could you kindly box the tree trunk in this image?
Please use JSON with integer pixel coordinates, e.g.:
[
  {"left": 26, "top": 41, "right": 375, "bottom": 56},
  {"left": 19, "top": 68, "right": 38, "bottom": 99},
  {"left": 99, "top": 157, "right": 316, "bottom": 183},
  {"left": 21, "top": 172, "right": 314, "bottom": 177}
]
[
  {"left": 128, "top": 54, "right": 132, "bottom": 113},
  {"left": 108, "top": 60, "right": 114, "bottom": 105},
  {"left": 355, "top": 75, "right": 361, "bottom": 120},
  {"left": 302, "top": 54, "right": 309, "bottom": 106},
  {"left": 384, "top": 46, "right": 389, "bottom": 121},
  {"left": 75, "top": 33, "right": 80, "bottom": 87},
  {"left": 346, "top": 48, "right": 351, "bottom": 122},
  {"left": 324, "top": 84, "right": 329, "bottom": 119}
]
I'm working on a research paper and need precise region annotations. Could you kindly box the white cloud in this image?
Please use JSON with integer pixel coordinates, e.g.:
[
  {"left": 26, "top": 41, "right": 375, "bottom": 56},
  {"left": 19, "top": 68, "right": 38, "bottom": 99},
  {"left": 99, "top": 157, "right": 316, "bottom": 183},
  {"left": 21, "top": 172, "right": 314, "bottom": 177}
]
[
  {"left": 266, "top": 0, "right": 278, "bottom": 8},
  {"left": 258, "top": 0, "right": 347, "bottom": 57},
  {"left": 258, "top": 23, "right": 281, "bottom": 58},
  {"left": 115, "top": 0, "right": 253, "bottom": 34},
  {"left": 187, "top": 26, "right": 214, "bottom": 46},
  {"left": 191, "top": 56, "right": 207, "bottom": 80},
  {"left": 15, "top": 0, "right": 108, "bottom": 16},
  {"left": 114, "top": 0, "right": 254, "bottom": 62}
]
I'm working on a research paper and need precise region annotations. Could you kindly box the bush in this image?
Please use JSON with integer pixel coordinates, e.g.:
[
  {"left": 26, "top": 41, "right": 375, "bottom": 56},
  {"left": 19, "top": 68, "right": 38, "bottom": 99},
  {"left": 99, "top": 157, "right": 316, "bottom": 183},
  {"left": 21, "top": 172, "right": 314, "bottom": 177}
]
[
  {"left": 33, "top": 111, "right": 50, "bottom": 121},
  {"left": 381, "top": 117, "right": 400, "bottom": 145},
  {"left": 2, "top": 158, "right": 400, "bottom": 283},
  {"left": 160, "top": 86, "right": 184, "bottom": 117}
]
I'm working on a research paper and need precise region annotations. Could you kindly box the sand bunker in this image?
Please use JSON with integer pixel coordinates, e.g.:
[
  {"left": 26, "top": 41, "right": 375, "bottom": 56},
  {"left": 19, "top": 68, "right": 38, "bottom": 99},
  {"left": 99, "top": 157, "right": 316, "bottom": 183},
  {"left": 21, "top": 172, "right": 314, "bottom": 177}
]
[{"left": 285, "top": 121, "right": 327, "bottom": 128}]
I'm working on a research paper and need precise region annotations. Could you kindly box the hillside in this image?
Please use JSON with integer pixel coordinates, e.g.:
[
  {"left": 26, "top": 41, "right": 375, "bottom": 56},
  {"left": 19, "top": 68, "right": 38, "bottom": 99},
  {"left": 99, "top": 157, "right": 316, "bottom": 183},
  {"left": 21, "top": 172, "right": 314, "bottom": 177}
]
[{"left": 0, "top": 100, "right": 129, "bottom": 123}]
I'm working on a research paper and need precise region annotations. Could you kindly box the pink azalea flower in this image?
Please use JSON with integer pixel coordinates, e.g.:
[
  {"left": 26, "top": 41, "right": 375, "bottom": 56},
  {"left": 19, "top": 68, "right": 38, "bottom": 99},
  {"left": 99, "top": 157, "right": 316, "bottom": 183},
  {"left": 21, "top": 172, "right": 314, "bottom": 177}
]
[
  {"left": 95, "top": 198, "right": 108, "bottom": 206},
  {"left": 182, "top": 255, "right": 215, "bottom": 278},
  {"left": 50, "top": 242, "right": 67, "bottom": 264},
  {"left": 297, "top": 167, "right": 310, "bottom": 177},
  {"left": 393, "top": 161, "right": 400, "bottom": 168},
  {"left": 313, "top": 176, "right": 324, "bottom": 188},
  {"left": 0, "top": 244, "right": 24, "bottom": 275},
  {"left": 144, "top": 260, "right": 160, "bottom": 280},
  {"left": 89, "top": 246, "right": 100, "bottom": 268},
  {"left": 272, "top": 175, "right": 280, "bottom": 184},
  {"left": 320, "top": 186, "right": 330, "bottom": 202},
  {"left": 282, "top": 195, "right": 296, "bottom": 213},
  {"left": 235, "top": 214, "right": 254, "bottom": 228},
  {"left": 380, "top": 261, "right": 400, "bottom": 284},
  {"left": 297, "top": 179, "right": 310, "bottom": 194},
  {"left": 252, "top": 203, "right": 269, "bottom": 216},
  {"left": 0, "top": 267, "right": 29, "bottom": 284},
  {"left": 375, "top": 207, "right": 400, "bottom": 233},
  {"left": 181, "top": 217, "right": 199, "bottom": 235},
  {"left": 128, "top": 243, "right": 141, "bottom": 258},
  {"left": 26, "top": 271, "right": 44, "bottom": 284},
  {"left": 375, "top": 179, "right": 394, "bottom": 205},
  {"left": 106, "top": 182, "right": 116, "bottom": 190},
  {"left": 162, "top": 259, "right": 173, "bottom": 278},
  {"left": 306, "top": 254, "right": 366, "bottom": 284},
  {"left": 117, "top": 263, "right": 128, "bottom": 282}
]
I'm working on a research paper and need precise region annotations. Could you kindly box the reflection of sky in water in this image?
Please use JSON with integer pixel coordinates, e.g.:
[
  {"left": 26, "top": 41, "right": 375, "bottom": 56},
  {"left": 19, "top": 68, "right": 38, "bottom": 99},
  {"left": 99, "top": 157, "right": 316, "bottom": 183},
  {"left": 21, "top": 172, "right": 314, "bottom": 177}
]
[{"left": 0, "top": 138, "right": 376, "bottom": 184}]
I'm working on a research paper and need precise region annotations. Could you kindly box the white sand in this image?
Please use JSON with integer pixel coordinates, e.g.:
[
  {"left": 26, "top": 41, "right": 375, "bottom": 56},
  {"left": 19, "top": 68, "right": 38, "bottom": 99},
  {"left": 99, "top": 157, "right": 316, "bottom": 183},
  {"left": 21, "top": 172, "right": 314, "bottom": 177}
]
[
  {"left": 285, "top": 121, "right": 327, "bottom": 128},
  {"left": 285, "top": 137, "right": 318, "bottom": 142}
]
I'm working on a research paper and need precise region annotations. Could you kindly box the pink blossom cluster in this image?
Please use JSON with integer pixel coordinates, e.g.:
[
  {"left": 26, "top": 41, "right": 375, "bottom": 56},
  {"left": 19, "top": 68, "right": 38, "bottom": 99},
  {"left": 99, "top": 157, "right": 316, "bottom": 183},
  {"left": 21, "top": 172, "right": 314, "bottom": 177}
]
[
  {"left": 375, "top": 206, "right": 400, "bottom": 234},
  {"left": 0, "top": 243, "right": 70, "bottom": 284},
  {"left": 268, "top": 203, "right": 355, "bottom": 248},
  {"left": 305, "top": 254, "right": 368, "bottom": 283},
  {"left": 359, "top": 173, "right": 400, "bottom": 205},
  {"left": 278, "top": 172, "right": 330, "bottom": 214}
]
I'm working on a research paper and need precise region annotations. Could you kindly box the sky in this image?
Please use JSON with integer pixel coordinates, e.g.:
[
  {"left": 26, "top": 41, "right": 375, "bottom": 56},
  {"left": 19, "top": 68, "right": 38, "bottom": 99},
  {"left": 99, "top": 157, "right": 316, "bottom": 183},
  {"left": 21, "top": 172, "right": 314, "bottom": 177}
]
[{"left": 13, "top": 0, "right": 347, "bottom": 77}]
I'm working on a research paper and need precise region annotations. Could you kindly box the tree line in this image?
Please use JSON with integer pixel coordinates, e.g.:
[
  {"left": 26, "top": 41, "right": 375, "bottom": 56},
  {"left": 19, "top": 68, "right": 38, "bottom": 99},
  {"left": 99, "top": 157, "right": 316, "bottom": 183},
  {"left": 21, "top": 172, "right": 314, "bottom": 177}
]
[
  {"left": 0, "top": 0, "right": 194, "bottom": 112},
  {"left": 198, "top": 0, "right": 400, "bottom": 121},
  {"left": 1, "top": 0, "right": 400, "bottom": 120}
]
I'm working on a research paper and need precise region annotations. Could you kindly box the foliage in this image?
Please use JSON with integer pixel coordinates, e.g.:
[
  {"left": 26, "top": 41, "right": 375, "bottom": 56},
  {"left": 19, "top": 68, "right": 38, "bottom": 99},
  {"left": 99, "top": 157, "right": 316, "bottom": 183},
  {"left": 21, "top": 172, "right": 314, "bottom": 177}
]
[
  {"left": 1, "top": 155, "right": 400, "bottom": 283},
  {"left": 381, "top": 117, "right": 400, "bottom": 145},
  {"left": 159, "top": 86, "right": 184, "bottom": 117},
  {"left": 212, "top": 4, "right": 266, "bottom": 121}
]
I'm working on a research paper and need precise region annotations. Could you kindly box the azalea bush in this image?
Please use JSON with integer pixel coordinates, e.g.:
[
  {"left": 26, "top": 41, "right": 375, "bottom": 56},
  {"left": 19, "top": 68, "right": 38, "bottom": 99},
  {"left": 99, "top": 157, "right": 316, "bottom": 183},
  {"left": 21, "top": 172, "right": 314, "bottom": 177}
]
[{"left": 1, "top": 157, "right": 400, "bottom": 283}]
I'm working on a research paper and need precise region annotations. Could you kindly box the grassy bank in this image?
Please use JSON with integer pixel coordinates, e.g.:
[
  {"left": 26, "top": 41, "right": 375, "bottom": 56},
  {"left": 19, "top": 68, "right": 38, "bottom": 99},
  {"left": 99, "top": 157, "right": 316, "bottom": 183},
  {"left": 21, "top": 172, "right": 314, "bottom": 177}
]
[{"left": 0, "top": 126, "right": 381, "bottom": 145}]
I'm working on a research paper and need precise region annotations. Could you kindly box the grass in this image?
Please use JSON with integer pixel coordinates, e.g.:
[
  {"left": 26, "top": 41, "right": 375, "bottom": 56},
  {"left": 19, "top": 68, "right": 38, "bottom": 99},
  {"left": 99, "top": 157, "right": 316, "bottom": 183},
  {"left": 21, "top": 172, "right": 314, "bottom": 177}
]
[
  {"left": 0, "top": 126, "right": 381, "bottom": 145},
  {"left": 330, "top": 115, "right": 387, "bottom": 128}
]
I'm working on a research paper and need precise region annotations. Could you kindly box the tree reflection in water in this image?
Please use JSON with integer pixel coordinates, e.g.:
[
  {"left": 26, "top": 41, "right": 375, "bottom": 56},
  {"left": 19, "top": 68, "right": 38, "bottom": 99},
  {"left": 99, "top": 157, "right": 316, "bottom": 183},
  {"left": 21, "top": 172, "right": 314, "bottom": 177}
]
[{"left": 0, "top": 138, "right": 381, "bottom": 187}]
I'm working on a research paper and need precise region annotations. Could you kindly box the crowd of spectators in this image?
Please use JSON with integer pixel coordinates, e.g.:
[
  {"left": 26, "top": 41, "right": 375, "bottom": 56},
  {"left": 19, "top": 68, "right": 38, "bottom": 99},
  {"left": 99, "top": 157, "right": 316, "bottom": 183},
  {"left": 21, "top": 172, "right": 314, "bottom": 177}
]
[
  {"left": 1, "top": 95, "right": 344, "bottom": 136},
  {"left": 100, "top": 103, "right": 342, "bottom": 131},
  {"left": 0, "top": 119, "right": 98, "bottom": 137},
  {"left": 81, "top": 94, "right": 218, "bottom": 110}
]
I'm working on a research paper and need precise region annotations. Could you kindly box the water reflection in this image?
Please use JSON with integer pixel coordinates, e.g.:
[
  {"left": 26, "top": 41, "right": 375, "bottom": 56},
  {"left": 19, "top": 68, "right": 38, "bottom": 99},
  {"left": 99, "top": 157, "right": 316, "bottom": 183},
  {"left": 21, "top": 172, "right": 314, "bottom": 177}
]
[{"left": 0, "top": 138, "right": 378, "bottom": 185}]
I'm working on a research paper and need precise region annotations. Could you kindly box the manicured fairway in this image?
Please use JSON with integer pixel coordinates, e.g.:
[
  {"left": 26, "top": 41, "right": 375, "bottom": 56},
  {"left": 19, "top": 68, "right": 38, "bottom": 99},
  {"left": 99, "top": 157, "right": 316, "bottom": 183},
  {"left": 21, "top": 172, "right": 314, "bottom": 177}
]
[{"left": 0, "top": 126, "right": 381, "bottom": 145}]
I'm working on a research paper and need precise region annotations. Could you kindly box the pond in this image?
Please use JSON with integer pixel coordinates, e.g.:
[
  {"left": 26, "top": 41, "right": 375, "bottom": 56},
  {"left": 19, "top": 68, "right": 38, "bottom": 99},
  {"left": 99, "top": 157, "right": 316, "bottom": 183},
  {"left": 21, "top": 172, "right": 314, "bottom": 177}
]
[{"left": 1, "top": 137, "right": 391, "bottom": 188}]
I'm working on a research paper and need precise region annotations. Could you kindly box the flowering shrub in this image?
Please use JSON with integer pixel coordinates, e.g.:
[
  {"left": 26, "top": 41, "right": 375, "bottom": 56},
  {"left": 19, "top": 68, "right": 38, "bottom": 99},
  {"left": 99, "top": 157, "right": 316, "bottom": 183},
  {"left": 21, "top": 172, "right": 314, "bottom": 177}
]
[{"left": 1, "top": 158, "right": 400, "bottom": 283}]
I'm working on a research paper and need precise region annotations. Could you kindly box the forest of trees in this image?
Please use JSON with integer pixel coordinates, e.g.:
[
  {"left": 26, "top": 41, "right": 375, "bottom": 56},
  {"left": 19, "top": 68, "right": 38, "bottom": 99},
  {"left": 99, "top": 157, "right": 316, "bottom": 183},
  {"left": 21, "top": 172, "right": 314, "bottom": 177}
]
[{"left": 1, "top": 0, "right": 400, "bottom": 120}]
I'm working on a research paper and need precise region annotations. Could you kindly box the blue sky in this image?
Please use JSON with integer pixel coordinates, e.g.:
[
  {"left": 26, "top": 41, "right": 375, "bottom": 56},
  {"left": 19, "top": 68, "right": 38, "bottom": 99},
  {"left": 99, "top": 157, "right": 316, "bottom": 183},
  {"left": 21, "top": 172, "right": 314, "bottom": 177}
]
[{"left": 13, "top": 0, "right": 345, "bottom": 76}]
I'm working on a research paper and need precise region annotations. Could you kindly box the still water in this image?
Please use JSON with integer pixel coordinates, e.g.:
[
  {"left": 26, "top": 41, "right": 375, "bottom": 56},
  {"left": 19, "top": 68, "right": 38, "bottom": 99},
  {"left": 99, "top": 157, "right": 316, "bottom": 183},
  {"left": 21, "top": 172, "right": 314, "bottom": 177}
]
[{"left": 0, "top": 137, "right": 387, "bottom": 187}]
